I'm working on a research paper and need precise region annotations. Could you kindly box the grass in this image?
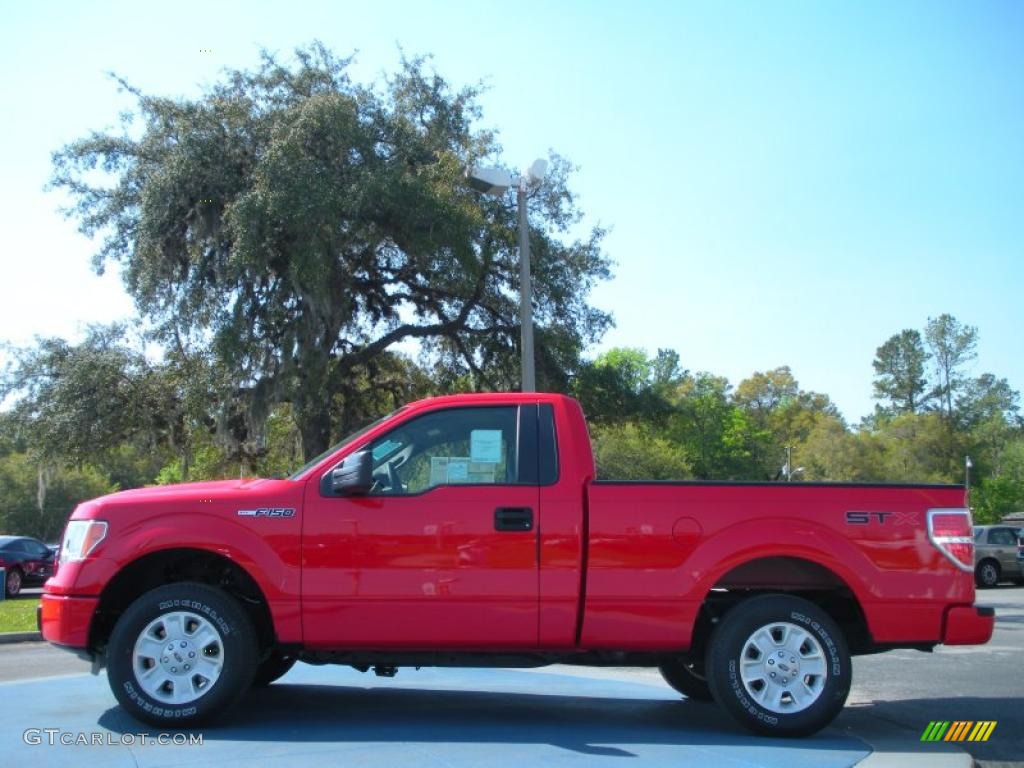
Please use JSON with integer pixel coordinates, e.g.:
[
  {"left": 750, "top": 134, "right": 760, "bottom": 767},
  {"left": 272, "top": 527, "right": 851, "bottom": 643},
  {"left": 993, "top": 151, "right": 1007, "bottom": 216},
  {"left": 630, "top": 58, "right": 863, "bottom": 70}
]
[{"left": 0, "top": 597, "right": 40, "bottom": 633}]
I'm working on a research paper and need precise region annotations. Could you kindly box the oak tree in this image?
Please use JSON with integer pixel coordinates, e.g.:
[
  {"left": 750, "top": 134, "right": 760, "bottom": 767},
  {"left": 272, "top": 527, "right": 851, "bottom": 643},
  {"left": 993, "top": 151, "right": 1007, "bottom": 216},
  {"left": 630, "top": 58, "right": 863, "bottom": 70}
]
[{"left": 51, "top": 44, "right": 611, "bottom": 459}]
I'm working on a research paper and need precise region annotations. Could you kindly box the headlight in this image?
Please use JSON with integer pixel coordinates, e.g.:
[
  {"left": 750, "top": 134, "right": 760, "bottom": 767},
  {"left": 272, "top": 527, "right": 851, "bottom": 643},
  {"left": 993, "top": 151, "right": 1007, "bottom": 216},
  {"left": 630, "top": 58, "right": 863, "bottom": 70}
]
[{"left": 60, "top": 521, "right": 108, "bottom": 565}]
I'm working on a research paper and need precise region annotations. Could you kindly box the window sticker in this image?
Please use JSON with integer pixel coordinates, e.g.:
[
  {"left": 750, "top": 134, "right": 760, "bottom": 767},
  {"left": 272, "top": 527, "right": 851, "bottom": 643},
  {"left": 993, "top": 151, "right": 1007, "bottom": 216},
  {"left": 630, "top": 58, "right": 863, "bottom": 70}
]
[
  {"left": 467, "top": 462, "right": 497, "bottom": 483},
  {"left": 430, "top": 456, "right": 498, "bottom": 485},
  {"left": 470, "top": 430, "right": 503, "bottom": 463},
  {"left": 429, "top": 457, "right": 449, "bottom": 486},
  {"left": 447, "top": 458, "right": 470, "bottom": 483}
]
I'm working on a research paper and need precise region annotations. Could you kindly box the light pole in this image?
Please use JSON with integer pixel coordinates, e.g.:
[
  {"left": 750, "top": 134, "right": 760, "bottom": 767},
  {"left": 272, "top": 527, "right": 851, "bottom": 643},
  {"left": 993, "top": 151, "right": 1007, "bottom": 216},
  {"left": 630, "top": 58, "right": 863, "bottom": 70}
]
[
  {"left": 466, "top": 159, "right": 547, "bottom": 392},
  {"left": 783, "top": 445, "right": 805, "bottom": 482}
]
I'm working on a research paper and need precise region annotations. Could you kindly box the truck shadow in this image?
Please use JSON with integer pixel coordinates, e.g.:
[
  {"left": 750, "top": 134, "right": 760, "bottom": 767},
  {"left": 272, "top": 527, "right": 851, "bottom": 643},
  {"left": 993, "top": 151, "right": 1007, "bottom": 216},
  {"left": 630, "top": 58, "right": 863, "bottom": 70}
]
[{"left": 98, "top": 681, "right": 867, "bottom": 757}]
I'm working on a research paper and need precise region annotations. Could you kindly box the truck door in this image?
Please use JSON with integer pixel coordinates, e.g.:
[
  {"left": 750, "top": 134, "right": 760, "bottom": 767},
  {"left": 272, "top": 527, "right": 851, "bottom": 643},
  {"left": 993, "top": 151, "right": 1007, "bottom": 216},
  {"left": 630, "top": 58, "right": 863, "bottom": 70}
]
[{"left": 302, "top": 404, "right": 541, "bottom": 648}]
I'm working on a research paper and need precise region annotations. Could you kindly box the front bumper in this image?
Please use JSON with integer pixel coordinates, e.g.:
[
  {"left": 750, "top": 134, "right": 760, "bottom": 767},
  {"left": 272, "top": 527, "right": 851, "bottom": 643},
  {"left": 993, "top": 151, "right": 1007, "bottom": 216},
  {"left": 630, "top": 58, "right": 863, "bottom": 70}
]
[
  {"left": 39, "top": 594, "right": 99, "bottom": 649},
  {"left": 942, "top": 604, "right": 995, "bottom": 645}
]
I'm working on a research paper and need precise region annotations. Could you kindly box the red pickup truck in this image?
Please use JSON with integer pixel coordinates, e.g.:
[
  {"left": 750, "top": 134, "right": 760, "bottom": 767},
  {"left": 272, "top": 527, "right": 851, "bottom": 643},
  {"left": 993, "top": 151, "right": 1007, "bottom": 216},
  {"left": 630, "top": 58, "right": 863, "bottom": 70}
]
[{"left": 41, "top": 392, "right": 993, "bottom": 736}]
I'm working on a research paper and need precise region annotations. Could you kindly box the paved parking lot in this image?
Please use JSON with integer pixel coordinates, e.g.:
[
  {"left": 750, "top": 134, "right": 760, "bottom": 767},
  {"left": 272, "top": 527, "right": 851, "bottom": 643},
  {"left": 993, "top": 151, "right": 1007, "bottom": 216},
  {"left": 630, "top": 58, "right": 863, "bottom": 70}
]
[
  {"left": 2, "top": 662, "right": 880, "bottom": 768},
  {"left": 2, "top": 586, "right": 1020, "bottom": 768}
]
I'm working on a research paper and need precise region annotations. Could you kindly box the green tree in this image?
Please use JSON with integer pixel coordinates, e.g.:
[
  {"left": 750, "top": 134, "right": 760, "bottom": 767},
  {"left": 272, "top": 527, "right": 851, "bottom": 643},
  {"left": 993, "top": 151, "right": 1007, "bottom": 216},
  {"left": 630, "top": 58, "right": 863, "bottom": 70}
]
[
  {"left": 796, "top": 416, "right": 883, "bottom": 481},
  {"left": 50, "top": 44, "right": 611, "bottom": 460},
  {"left": 957, "top": 373, "right": 1020, "bottom": 430},
  {"left": 0, "top": 451, "right": 116, "bottom": 540},
  {"left": 573, "top": 347, "right": 673, "bottom": 426},
  {"left": 872, "top": 329, "right": 929, "bottom": 414},
  {"left": 733, "top": 366, "right": 839, "bottom": 479},
  {"left": 971, "top": 438, "right": 1024, "bottom": 523},
  {"left": 668, "top": 372, "right": 742, "bottom": 479},
  {"left": 871, "top": 412, "right": 964, "bottom": 482},
  {"left": 1, "top": 326, "right": 182, "bottom": 472},
  {"left": 925, "top": 314, "right": 978, "bottom": 420},
  {"left": 590, "top": 422, "right": 691, "bottom": 480}
]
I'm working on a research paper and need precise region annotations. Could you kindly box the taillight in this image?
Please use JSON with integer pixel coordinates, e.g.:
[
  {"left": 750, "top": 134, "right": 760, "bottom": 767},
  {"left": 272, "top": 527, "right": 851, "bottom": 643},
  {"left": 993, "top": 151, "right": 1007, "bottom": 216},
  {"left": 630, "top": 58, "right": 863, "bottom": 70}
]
[{"left": 928, "top": 508, "right": 974, "bottom": 572}]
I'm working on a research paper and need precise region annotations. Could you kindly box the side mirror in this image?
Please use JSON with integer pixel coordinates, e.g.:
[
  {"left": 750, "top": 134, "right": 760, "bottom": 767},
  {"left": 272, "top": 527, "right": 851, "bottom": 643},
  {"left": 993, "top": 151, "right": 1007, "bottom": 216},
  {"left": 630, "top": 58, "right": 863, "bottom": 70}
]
[{"left": 324, "top": 450, "right": 373, "bottom": 496}]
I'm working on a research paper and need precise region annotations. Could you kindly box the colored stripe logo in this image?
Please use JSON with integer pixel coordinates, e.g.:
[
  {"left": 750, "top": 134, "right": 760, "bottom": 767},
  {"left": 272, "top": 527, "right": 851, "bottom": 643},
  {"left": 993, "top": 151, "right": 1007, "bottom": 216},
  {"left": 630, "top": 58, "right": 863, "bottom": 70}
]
[{"left": 921, "top": 721, "right": 996, "bottom": 742}]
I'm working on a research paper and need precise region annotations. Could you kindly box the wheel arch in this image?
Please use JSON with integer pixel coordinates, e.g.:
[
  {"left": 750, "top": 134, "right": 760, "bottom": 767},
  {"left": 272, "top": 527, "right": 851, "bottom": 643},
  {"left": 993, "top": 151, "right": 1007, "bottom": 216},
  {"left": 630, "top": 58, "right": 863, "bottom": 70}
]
[
  {"left": 693, "top": 555, "right": 873, "bottom": 656},
  {"left": 976, "top": 557, "right": 1000, "bottom": 574},
  {"left": 89, "top": 547, "right": 276, "bottom": 655}
]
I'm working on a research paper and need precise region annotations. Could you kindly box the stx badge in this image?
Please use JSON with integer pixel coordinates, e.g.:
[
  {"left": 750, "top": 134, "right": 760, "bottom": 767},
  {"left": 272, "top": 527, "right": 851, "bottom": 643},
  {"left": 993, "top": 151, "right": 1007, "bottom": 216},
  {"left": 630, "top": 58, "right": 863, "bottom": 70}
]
[
  {"left": 845, "top": 510, "right": 917, "bottom": 526},
  {"left": 237, "top": 508, "right": 295, "bottom": 518}
]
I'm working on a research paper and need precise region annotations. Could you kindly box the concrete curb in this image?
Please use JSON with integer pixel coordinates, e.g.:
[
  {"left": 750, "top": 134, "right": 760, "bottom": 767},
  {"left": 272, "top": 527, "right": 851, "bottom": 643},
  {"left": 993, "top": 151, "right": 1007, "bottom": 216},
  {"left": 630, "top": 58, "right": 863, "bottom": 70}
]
[{"left": 0, "top": 631, "right": 42, "bottom": 644}]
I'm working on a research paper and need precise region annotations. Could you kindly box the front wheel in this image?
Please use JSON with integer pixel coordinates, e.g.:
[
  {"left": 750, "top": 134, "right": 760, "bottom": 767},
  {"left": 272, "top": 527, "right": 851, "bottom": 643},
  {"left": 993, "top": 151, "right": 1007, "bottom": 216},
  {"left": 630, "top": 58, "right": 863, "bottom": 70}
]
[
  {"left": 706, "top": 594, "right": 851, "bottom": 737},
  {"left": 107, "top": 582, "right": 258, "bottom": 727}
]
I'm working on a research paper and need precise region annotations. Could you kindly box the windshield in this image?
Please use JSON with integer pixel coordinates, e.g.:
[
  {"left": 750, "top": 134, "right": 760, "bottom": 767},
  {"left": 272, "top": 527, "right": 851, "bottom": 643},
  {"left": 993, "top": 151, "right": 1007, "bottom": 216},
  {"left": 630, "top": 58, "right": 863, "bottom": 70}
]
[{"left": 287, "top": 408, "right": 405, "bottom": 480}]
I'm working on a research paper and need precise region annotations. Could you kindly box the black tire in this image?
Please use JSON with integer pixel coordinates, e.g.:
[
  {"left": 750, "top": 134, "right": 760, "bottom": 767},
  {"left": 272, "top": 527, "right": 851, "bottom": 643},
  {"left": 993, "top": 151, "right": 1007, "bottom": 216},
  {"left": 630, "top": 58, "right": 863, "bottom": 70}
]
[
  {"left": 107, "top": 582, "right": 258, "bottom": 727},
  {"left": 706, "top": 594, "right": 851, "bottom": 737},
  {"left": 975, "top": 560, "right": 1000, "bottom": 589},
  {"left": 253, "top": 650, "right": 297, "bottom": 686},
  {"left": 5, "top": 567, "right": 23, "bottom": 598},
  {"left": 659, "top": 657, "right": 713, "bottom": 701}
]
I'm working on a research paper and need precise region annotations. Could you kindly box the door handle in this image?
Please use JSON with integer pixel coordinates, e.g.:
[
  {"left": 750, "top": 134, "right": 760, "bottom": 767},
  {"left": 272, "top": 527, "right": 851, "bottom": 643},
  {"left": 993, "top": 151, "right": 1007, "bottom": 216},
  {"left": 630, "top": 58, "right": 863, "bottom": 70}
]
[{"left": 494, "top": 507, "right": 534, "bottom": 532}]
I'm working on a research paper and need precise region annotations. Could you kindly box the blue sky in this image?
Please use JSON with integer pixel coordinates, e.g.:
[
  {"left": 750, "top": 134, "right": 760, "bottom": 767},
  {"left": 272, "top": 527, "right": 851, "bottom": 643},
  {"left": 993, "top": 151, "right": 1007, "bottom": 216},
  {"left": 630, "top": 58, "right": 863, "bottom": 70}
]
[{"left": 1, "top": 0, "right": 1021, "bottom": 423}]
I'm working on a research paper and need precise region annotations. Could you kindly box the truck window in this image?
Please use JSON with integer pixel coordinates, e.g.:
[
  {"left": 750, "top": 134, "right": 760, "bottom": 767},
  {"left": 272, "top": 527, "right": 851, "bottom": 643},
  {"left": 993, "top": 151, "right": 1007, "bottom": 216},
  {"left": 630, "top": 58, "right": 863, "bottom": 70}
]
[{"left": 366, "top": 406, "right": 519, "bottom": 494}]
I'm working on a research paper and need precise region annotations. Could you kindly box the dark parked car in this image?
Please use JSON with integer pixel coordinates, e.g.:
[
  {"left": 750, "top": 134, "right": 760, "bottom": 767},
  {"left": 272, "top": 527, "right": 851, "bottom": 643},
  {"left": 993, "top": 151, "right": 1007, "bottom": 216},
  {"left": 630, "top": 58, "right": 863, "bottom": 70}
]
[
  {"left": 973, "top": 525, "right": 1024, "bottom": 588},
  {"left": 0, "top": 536, "right": 55, "bottom": 597}
]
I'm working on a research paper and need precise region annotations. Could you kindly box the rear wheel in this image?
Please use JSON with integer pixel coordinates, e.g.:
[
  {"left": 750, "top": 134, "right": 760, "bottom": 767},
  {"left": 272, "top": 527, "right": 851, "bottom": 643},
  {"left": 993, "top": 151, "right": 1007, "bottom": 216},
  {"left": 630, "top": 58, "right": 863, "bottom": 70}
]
[
  {"left": 659, "top": 657, "right": 712, "bottom": 701},
  {"left": 706, "top": 594, "right": 851, "bottom": 737},
  {"left": 253, "top": 650, "right": 297, "bottom": 686},
  {"left": 107, "top": 582, "right": 258, "bottom": 726},
  {"left": 975, "top": 560, "right": 1000, "bottom": 589}
]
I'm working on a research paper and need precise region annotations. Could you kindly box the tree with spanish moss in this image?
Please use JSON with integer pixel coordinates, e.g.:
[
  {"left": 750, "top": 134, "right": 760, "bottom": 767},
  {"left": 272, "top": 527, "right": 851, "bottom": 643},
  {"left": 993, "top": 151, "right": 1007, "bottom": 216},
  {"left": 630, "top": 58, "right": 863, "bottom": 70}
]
[{"left": 50, "top": 44, "right": 612, "bottom": 460}]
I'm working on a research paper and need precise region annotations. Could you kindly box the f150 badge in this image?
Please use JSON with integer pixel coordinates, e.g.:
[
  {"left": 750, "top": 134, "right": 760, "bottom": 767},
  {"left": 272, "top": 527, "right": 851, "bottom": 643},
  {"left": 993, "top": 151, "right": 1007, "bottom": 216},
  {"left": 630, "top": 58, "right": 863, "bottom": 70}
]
[{"left": 237, "top": 508, "right": 295, "bottom": 518}]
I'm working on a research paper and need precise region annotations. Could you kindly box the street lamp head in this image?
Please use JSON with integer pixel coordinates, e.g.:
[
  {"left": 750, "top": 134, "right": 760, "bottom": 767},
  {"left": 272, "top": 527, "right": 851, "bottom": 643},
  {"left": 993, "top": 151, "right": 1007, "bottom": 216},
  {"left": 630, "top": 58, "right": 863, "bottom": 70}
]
[
  {"left": 526, "top": 158, "right": 548, "bottom": 186},
  {"left": 466, "top": 166, "right": 513, "bottom": 196}
]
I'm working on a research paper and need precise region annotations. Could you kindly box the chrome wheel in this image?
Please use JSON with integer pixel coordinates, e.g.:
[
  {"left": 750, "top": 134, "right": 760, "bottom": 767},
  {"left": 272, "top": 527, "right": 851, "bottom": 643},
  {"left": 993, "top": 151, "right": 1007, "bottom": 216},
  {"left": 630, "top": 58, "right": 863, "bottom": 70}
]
[
  {"left": 738, "top": 621, "right": 828, "bottom": 714},
  {"left": 132, "top": 611, "right": 225, "bottom": 704}
]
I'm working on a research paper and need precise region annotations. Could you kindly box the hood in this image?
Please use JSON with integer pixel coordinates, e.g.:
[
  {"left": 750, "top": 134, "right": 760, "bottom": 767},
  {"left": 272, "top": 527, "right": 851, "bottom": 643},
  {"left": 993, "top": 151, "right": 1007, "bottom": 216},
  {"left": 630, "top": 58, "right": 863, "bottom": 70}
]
[{"left": 97, "top": 477, "right": 277, "bottom": 505}]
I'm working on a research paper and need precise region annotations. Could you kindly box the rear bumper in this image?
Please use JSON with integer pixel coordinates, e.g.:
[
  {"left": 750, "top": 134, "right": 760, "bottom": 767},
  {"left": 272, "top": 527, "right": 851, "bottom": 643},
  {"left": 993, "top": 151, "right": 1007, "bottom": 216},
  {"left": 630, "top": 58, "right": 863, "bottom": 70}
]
[
  {"left": 942, "top": 604, "right": 994, "bottom": 645},
  {"left": 39, "top": 594, "right": 98, "bottom": 649}
]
